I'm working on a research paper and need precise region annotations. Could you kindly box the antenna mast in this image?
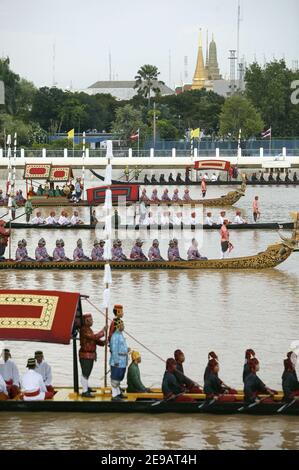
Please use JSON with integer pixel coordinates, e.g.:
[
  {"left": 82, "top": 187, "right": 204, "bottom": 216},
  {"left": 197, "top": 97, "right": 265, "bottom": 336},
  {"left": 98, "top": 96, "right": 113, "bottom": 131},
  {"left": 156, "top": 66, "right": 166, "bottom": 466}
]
[
  {"left": 237, "top": 1, "right": 241, "bottom": 68},
  {"left": 168, "top": 49, "right": 172, "bottom": 87},
  {"left": 184, "top": 56, "right": 188, "bottom": 83},
  {"left": 109, "top": 50, "right": 112, "bottom": 81},
  {"left": 52, "top": 43, "right": 56, "bottom": 87}
]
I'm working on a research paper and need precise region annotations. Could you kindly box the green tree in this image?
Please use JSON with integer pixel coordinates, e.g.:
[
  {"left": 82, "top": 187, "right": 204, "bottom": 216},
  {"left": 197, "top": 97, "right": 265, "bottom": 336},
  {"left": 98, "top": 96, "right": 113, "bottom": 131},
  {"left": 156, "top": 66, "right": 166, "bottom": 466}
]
[
  {"left": 134, "top": 65, "right": 165, "bottom": 107},
  {"left": 0, "top": 57, "right": 20, "bottom": 115},
  {"left": 57, "top": 94, "right": 87, "bottom": 132},
  {"left": 219, "top": 95, "right": 264, "bottom": 139},
  {"left": 15, "top": 78, "right": 37, "bottom": 121},
  {"left": 245, "top": 60, "right": 299, "bottom": 136},
  {"left": 73, "top": 92, "right": 118, "bottom": 132},
  {"left": 157, "top": 89, "right": 225, "bottom": 136},
  {"left": 31, "top": 86, "right": 66, "bottom": 132},
  {"left": 0, "top": 113, "right": 33, "bottom": 146},
  {"left": 156, "top": 119, "right": 178, "bottom": 140},
  {"left": 111, "top": 104, "right": 145, "bottom": 144}
]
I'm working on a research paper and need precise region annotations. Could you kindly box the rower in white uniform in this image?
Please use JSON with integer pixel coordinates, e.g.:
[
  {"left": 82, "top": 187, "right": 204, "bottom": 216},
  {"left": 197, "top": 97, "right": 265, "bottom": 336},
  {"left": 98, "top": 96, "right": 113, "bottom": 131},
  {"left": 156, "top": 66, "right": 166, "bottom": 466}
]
[
  {"left": 34, "top": 351, "right": 54, "bottom": 393},
  {"left": 233, "top": 210, "right": 247, "bottom": 225},
  {"left": 21, "top": 358, "right": 53, "bottom": 401},
  {"left": 205, "top": 212, "right": 214, "bottom": 226}
]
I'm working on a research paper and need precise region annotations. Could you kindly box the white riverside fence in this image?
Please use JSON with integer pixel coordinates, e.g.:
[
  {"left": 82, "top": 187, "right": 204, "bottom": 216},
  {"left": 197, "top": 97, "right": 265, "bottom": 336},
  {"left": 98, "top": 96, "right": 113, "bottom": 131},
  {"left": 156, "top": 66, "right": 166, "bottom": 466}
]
[{"left": 0, "top": 147, "right": 298, "bottom": 159}]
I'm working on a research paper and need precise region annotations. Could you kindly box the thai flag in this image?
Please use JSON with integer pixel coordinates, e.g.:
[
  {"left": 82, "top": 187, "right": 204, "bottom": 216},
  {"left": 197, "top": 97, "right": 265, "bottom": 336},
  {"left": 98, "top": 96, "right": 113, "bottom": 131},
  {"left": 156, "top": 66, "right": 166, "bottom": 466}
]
[
  {"left": 261, "top": 127, "right": 272, "bottom": 139},
  {"left": 130, "top": 129, "right": 139, "bottom": 141}
]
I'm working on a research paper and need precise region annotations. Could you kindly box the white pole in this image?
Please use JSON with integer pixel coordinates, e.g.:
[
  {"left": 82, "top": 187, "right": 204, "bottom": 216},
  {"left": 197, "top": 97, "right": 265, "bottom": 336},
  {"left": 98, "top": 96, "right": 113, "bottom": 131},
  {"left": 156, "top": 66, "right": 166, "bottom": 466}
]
[
  {"left": 82, "top": 131, "right": 86, "bottom": 196},
  {"left": 138, "top": 129, "right": 140, "bottom": 156},
  {"left": 6, "top": 134, "right": 12, "bottom": 198},
  {"left": 12, "top": 133, "right": 17, "bottom": 193},
  {"left": 237, "top": 128, "right": 242, "bottom": 164},
  {"left": 269, "top": 127, "right": 272, "bottom": 157}
]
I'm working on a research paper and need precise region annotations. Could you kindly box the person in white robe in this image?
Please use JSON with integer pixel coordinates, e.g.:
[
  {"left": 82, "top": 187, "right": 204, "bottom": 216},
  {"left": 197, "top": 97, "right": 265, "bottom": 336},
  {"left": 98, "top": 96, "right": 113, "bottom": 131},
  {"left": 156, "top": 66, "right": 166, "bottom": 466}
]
[{"left": 34, "top": 351, "right": 53, "bottom": 392}]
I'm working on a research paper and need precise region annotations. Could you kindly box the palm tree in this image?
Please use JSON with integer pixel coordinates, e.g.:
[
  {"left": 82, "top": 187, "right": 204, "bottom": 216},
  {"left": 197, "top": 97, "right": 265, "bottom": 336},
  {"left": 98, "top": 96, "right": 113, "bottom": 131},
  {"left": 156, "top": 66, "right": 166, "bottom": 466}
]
[{"left": 134, "top": 65, "right": 165, "bottom": 107}]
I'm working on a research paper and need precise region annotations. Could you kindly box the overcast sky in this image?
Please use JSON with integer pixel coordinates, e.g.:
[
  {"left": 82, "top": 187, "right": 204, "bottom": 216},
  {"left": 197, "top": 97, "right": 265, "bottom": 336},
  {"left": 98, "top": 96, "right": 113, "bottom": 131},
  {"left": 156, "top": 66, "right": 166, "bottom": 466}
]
[{"left": 0, "top": 0, "right": 298, "bottom": 91}]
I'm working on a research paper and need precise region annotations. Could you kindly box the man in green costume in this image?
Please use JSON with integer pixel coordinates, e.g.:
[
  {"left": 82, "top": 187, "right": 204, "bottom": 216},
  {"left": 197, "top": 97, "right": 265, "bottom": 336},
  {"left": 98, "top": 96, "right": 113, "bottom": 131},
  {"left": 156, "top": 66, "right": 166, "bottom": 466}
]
[{"left": 126, "top": 351, "right": 150, "bottom": 393}]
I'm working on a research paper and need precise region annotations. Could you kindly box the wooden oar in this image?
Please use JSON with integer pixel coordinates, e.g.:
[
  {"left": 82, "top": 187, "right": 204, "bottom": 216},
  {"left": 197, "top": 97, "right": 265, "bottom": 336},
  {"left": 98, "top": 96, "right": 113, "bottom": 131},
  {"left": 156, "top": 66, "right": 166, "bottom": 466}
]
[
  {"left": 238, "top": 395, "right": 272, "bottom": 412},
  {"left": 277, "top": 397, "right": 299, "bottom": 414},
  {"left": 151, "top": 391, "right": 185, "bottom": 407}
]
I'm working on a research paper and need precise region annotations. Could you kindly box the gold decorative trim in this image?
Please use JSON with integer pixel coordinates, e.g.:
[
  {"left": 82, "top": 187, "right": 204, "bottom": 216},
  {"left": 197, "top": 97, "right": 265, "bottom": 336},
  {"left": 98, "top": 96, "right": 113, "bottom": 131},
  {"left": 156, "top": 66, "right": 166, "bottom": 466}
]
[{"left": 0, "top": 294, "right": 59, "bottom": 330}]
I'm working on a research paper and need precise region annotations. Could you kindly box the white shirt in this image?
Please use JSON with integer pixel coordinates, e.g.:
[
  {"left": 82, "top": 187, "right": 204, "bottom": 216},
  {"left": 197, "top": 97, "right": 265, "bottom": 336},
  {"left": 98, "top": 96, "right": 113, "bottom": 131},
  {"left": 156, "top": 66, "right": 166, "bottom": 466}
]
[
  {"left": 46, "top": 215, "right": 57, "bottom": 225},
  {"left": 205, "top": 216, "right": 214, "bottom": 226},
  {"left": 0, "top": 359, "right": 20, "bottom": 385},
  {"left": 161, "top": 215, "right": 171, "bottom": 226},
  {"left": 31, "top": 216, "right": 44, "bottom": 225},
  {"left": 35, "top": 360, "right": 52, "bottom": 386},
  {"left": 211, "top": 174, "right": 218, "bottom": 182},
  {"left": 0, "top": 373, "right": 8, "bottom": 395},
  {"left": 234, "top": 215, "right": 245, "bottom": 224},
  {"left": 189, "top": 216, "right": 198, "bottom": 225},
  {"left": 218, "top": 216, "right": 225, "bottom": 225},
  {"left": 203, "top": 174, "right": 210, "bottom": 181},
  {"left": 58, "top": 215, "right": 70, "bottom": 225},
  {"left": 173, "top": 215, "right": 182, "bottom": 225},
  {"left": 70, "top": 215, "right": 80, "bottom": 225},
  {"left": 142, "top": 215, "right": 157, "bottom": 225},
  {"left": 21, "top": 369, "right": 47, "bottom": 401}
]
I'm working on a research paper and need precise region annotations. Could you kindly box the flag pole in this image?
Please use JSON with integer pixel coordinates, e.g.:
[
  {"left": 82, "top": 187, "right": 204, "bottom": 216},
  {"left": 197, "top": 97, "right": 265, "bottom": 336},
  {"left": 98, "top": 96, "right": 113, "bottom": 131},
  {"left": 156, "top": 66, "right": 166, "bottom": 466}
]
[
  {"left": 103, "top": 141, "right": 113, "bottom": 388},
  {"left": 138, "top": 129, "right": 140, "bottom": 156},
  {"left": 269, "top": 126, "right": 272, "bottom": 157},
  {"left": 82, "top": 131, "right": 86, "bottom": 195},
  {"left": 13, "top": 133, "right": 17, "bottom": 194},
  {"left": 237, "top": 128, "right": 242, "bottom": 165}
]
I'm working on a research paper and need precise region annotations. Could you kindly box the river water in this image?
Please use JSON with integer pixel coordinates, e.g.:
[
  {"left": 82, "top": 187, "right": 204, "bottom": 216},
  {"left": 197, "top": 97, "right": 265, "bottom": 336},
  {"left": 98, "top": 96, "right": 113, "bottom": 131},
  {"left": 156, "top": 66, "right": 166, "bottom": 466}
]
[{"left": 0, "top": 179, "right": 299, "bottom": 449}]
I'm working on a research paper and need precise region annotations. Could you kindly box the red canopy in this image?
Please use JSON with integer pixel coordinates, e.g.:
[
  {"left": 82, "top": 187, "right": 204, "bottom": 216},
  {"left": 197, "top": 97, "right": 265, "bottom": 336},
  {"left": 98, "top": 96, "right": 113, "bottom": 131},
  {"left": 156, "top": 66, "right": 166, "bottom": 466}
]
[
  {"left": 194, "top": 160, "right": 232, "bottom": 172},
  {"left": 24, "top": 164, "right": 73, "bottom": 182},
  {"left": 50, "top": 166, "right": 73, "bottom": 182},
  {"left": 24, "top": 164, "right": 51, "bottom": 179},
  {"left": 0, "top": 290, "right": 81, "bottom": 344}
]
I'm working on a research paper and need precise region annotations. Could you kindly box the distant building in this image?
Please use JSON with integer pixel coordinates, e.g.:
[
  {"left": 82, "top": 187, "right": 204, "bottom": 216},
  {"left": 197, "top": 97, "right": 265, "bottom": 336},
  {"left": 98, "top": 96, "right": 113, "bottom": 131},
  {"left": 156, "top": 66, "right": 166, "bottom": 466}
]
[
  {"left": 176, "top": 30, "right": 244, "bottom": 97},
  {"left": 206, "top": 34, "right": 222, "bottom": 81},
  {"left": 85, "top": 81, "right": 175, "bottom": 101}
]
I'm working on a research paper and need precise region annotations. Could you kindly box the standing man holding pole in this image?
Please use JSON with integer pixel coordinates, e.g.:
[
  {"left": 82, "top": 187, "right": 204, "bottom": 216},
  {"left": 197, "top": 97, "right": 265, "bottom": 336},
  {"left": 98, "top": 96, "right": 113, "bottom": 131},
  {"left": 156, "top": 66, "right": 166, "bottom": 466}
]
[{"left": 79, "top": 313, "right": 106, "bottom": 397}]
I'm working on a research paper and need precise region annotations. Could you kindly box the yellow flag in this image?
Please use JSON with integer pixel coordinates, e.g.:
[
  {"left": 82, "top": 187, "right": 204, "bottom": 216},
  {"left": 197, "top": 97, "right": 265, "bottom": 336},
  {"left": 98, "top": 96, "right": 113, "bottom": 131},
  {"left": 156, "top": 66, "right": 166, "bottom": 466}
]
[
  {"left": 191, "top": 128, "right": 200, "bottom": 139},
  {"left": 67, "top": 128, "right": 74, "bottom": 139}
]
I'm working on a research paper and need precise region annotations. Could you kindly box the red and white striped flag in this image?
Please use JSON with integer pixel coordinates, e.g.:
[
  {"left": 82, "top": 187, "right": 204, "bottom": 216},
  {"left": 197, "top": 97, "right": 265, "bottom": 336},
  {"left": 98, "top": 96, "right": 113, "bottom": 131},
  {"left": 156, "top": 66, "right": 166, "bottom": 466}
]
[
  {"left": 130, "top": 129, "right": 140, "bottom": 141},
  {"left": 261, "top": 127, "right": 272, "bottom": 139}
]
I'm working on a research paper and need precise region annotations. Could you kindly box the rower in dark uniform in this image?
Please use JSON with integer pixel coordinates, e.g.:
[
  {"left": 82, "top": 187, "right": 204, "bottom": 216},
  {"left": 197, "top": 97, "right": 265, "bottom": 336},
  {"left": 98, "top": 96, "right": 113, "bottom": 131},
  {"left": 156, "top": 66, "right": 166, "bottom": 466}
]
[
  {"left": 282, "top": 352, "right": 299, "bottom": 402},
  {"left": 159, "top": 174, "right": 166, "bottom": 183},
  {"left": 259, "top": 172, "right": 265, "bottom": 182},
  {"left": 176, "top": 172, "right": 183, "bottom": 183},
  {"left": 144, "top": 174, "right": 150, "bottom": 184},
  {"left": 185, "top": 168, "right": 191, "bottom": 183},
  {"left": 243, "top": 358, "right": 275, "bottom": 405},
  {"left": 276, "top": 171, "right": 281, "bottom": 182},
  {"left": 151, "top": 175, "right": 157, "bottom": 183},
  {"left": 203, "top": 358, "right": 230, "bottom": 399},
  {"left": 204, "top": 351, "right": 218, "bottom": 381},
  {"left": 284, "top": 171, "right": 291, "bottom": 183},
  {"left": 268, "top": 171, "right": 274, "bottom": 182},
  {"left": 243, "top": 349, "right": 255, "bottom": 383},
  {"left": 161, "top": 358, "right": 194, "bottom": 402},
  {"left": 251, "top": 172, "right": 258, "bottom": 182},
  {"left": 173, "top": 349, "right": 201, "bottom": 393},
  {"left": 168, "top": 173, "right": 174, "bottom": 183},
  {"left": 293, "top": 172, "right": 298, "bottom": 182}
]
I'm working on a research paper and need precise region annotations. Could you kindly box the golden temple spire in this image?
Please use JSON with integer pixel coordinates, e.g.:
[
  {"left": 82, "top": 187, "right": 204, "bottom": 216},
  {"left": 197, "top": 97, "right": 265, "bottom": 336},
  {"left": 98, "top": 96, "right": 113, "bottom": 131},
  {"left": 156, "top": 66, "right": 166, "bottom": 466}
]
[{"left": 192, "top": 28, "right": 206, "bottom": 90}]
